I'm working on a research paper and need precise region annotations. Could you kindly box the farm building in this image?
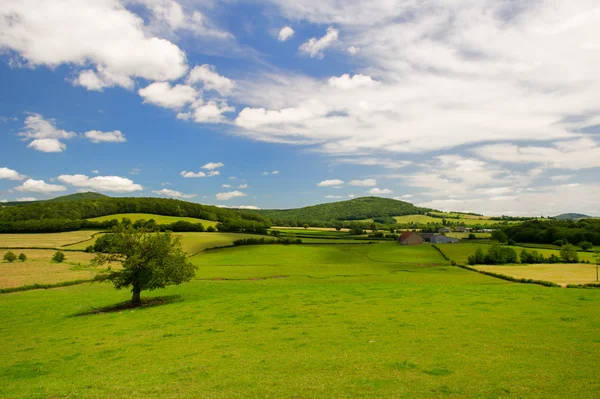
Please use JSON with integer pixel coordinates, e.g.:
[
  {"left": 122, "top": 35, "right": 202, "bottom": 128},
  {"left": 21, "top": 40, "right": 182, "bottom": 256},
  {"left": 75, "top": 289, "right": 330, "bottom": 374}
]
[
  {"left": 419, "top": 233, "right": 436, "bottom": 242},
  {"left": 455, "top": 226, "right": 471, "bottom": 233},
  {"left": 430, "top": 235, "right": 460, "bottom": 244},
  {"left": 398, "top": 232, "right": 424, "bottom": 245},
  {"left": 439, "top": 227, "right": 452, "bottom": 233}
]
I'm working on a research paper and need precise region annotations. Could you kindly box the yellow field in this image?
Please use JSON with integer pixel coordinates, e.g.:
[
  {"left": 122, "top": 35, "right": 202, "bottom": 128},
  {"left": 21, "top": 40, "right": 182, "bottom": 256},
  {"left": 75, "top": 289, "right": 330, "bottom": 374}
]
[
  {"left": 178, "top": 232, "right": 270, "bottom": 255},
  {"left": 0, "top": 230, "right": 101, "bottom": 249},
  {"left": 446, "top": 232, "right": 491, "bottom": 239},
  {"left": 0, "top": 250, "right": 99, "bottom": 288},
  {"left": 475, "top": 264, "right": 600, "bottom": 286},
  {"left": 88, "top": 213, "right": 218, "bottom": 227}
]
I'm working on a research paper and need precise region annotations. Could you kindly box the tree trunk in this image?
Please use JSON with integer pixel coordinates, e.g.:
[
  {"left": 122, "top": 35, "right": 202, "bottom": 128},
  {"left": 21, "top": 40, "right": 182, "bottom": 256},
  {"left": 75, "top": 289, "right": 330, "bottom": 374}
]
[{"left": 131, "top": 284, "right": 141, "bottom": 306}]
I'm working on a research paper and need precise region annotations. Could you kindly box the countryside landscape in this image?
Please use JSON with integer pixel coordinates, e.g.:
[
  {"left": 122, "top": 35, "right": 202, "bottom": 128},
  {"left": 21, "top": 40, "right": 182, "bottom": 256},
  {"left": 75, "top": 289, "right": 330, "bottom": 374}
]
[{"left": 2, "top": 1, "right": 600, "bottom": 398}]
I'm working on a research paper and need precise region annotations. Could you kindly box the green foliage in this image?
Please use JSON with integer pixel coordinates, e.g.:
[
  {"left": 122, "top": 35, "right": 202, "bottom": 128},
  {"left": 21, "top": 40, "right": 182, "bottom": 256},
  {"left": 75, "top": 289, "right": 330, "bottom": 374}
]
[
  {"left": 468, "top": 245, "right": 517, "bottom": 265},
  {"left": 3, "top": 251, "right": 17, "bottom": 263},
  {"left": 91, "top": 226, "right": 197, "bottom": 304},
  {"left": 349, "top": 225, "right": 364, "bottom": 235},
  {"left": 270, "top": 230, "right": 281, "bottom": 237},
  {"left": 520, "top": 249, "right": 546, "bottom": 264},
  {"left": 468, "top": 233, "right": 476, "bottom": 240},
  {"left": 51, "top": 251, "right": 66, "bottom": 263},
  {"left": 302, "top": 224, "right": 309, "bottom": 230},
  {"left": 560, "top": 244, "right": 579, "bottom": 263},
  {"left": 232, "top": 238, "right": 302, "bottom": 246},
  {"left": 467, "top": 248, "right": 485, "bottom": 265},
  {"left": 579, "top": 241, "right": 593, "bottom": 251},
  {"left": 491, "top": 230, "right": 508, "bottom": 243},
  {"left": 18, "top": 253, "right": 27, "bottom": 262},
  {"left": 206, "top": 226, "right": 216, "bottom": 232},
  {"left": 504, "top": 219, "right": 600, "bottom": 246}
]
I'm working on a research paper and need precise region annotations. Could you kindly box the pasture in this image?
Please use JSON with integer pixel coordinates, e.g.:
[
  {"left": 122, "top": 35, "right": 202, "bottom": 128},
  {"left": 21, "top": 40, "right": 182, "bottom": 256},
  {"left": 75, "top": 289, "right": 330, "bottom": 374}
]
[
  {"left": 0, "top": 230, "right": 101, "bottom": 249},
  {"left": 475, "top": 264, "right": 599, "bottom": 286},
  {"left": 87, "top": 213, "right": 219, "bottom": 227},
  {"left": 1, "top": 243, "right": 599, "bottom": 398},
  {"left": 0, "top": 250, "right": 97, "bottom": 288}
]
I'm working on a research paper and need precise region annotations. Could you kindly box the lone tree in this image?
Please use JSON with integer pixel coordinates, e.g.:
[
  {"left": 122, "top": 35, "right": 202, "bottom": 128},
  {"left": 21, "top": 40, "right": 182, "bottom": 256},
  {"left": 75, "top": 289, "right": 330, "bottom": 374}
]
[
  {"left": 3, "top": 251, "right": 17, "bottom": 263},
  {"left": 91, "top": 225, "right": 197, "bottom": 306},
  {"left": 51, "top": 251, "right": 66, "bottom": 263},
  {"left": 491, "top": 230, "right": 508, "bottom": 244},
  {"left": 18, "top": 253, "right": 27, "bottom": 262},
  {"left": 560, "top": 244, "right": 579, "bottom": 264}
]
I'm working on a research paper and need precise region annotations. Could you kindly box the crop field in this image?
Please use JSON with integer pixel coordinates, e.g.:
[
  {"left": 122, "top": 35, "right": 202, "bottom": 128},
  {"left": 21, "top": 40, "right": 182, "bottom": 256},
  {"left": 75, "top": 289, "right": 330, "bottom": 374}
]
[
  {"left": 446, "top": 232, "right": 491, "bottom": 239},
  {"left": 475, "top": 264, "right": 600, "bottom": 286},
  {"left": 0, "top": 231, "right": 102, "bottom": 249},
  {"left": 428, "top": 211, "right": 491, "bottom": 220},
  {"left": 391, "top": 215, "right": 521, "bottom": 226},
  {"left": 87, "top": 213, "right": 219, "bottom": 227},
  {"left": 0, "top": 250, "right": 98, "bottom": 288},
  {"left": 437, "top": 242, "right": 597, "bottom": 264},
  {"left": 1, "top": 243, "right": 599, "bottom": 398}
]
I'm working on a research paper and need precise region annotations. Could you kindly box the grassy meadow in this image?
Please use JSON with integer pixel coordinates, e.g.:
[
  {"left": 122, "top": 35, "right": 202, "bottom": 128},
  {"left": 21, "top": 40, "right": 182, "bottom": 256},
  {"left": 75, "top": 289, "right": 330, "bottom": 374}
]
[
  {"left": 475, "top": 264, "right": 600, "bottom": 286},
  {"left": 87, "top": 213, "right": 219, "bottom": 227},
  {"left": 0, "top": 230, "right": 102, "bottom": 249}
]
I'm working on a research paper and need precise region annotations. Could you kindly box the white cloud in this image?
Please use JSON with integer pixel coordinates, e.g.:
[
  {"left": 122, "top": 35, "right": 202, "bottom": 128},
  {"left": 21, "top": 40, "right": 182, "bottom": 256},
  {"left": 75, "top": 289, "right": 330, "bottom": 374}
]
[
  {"left": 207, "top": 171, "right": 220, "bottom": 176},
  {"left": 58, "top": 174, "right": 143, "bottom": 192},
  {"left": 222, "top": 184, "right": 231, "bottom": 188},
  {"left": 348, "top": 179, "right": 376, "bottom": 187},
  {"left": 299, "top": 27, "right": 339, "bottom": 58},
  {"left": 180, "top": 171, "right": 206, "bottom": 178},
  {"left": 216, "top": 191, "right": 247, "bottom": 200},
  {"left": 85, "top": 130, "right": 126, "bottom": 143},
  {"left": 262, "top": 170, "right": 279, "bottom": 176},
  {"left": 16, "top": 197, "right": 37, "bottom": 202},
  {"left": 18, "top": 113, "right": 76, "bottom": 152},
  {"left": 317, "top": 179, "right": 344, "bottom": 187},
  {"left": 238, "top": 183, "right": 248, "bottom": 189},
  {"left": 152, "top": 188, "right": 196, "bottom": 199},
  {"left": 368, "top": 188, "right": 392, "bottom": 194},
  {"left": 27, "top": 139, "right": 67, "bottom": 153},
  {"left": 129, "top": 168, "right": 141, "bottom": 175},
  {"left": 278, "top": 26, "right": 295, "bottom": 42},
  {"left": 202, "top": 162, "right": 224, "bottom": 170},
  {"left": 139, "top": 82, "right": 197, "bottom": 109},
  {"left": 0, "top": 167, "right": 26, "bottom": 180},
  {"left": 186, "top": 65, "right": 235, "bottom": 95},
  {"left": 178, "top": 100, "right": 235, "bottom": 123},
  {"left": 325, "top": 195, "right": 343, "bottom": 199},
  {"left": 328, "top": 74, "right": 378, "bottom": 90},
  {"left": 271, "top": 170, "right": 279, "bottom": 175},
  {"left": 347, "top": 194, "right": 355, "bottom": 198},
  {"left": 334, "top": 158, "right": 412, "bottom": 169},
  {"left": 346, "top": 46, "right": 359, "bottom": 56},
  {"left": 475, "top": 138, "right": 600, "bottom": 170},
  {"left": 0, "top": 0, "right": 188, "bottom": 89},
  {"left": 15, "top": 179, "right": 67, "bottom": 193},
  {"left": 92, "top": 170, "right": 100, "bottom": 174},
  {"left": 214, "top": 204, "right": 260, "bottom": 210},
  {"left": 550, "top": 174, "right": 575, "bottom": 181}
]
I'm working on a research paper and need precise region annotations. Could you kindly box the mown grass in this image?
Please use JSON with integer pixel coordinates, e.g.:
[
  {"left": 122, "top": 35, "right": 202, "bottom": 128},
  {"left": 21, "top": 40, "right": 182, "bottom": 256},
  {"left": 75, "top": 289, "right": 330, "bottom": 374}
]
[
  {"left": 0, "top": 243, "right": 599, "bottom": 398},
  {"left": 0, "top": 250, "right": 98, "bottom": 288},
  {"left": 0, "top": 230, "right": 102, "bottom": 249},
  {"left": 438, "top": 242, "right": 597, "bottom": 264},
  {"left": 475, "top": 263, "right": 600, "bottom": 286},
  {"left": 87, "top": 213, "right": 218, "bottom": 227}
]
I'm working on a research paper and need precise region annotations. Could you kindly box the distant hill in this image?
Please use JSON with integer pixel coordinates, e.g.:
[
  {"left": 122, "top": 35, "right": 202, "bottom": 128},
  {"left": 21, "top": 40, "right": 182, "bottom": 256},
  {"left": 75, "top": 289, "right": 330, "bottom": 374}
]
[
  {"left": 1, "top": 192, "right": 108, "bottom": 207},
  {"left": 253, "top": 196, "right": 430, "bottom": 224},
  {"left": 553, "top": 213, "right": 592, "bottom": 220}
]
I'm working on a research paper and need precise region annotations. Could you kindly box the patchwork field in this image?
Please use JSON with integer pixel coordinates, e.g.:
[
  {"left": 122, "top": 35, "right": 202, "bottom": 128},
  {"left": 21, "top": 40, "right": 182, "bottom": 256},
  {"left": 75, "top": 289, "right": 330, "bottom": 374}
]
[
  {"left": 475, "top": 264, "right": 599, "bottom": 286},
  {"left": 1, "top": 242, "right": 599, "bottom": 398},
  {"left": 0, "top": 230, "right": 101, "bottom": 249},
  {"left": 0, "top": 249, "right": 98, "bottom": 288},
  {"left": 437, "top": 242, "right": 597, "bottom": 264},
  {"left": 87, "top": 213, "right": 219, "bottom": 227}
]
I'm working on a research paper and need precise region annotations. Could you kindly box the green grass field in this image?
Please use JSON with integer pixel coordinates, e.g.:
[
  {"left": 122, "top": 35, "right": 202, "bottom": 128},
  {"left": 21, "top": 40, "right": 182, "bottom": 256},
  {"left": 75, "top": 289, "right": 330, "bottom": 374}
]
[
  {"left": 1, "top": 243, "right": 599, "bottom": 398},
  {"left": 475, "top": 264, "right": 600, "bottom": 286},
  {"left": 87, "top": 213, "right": 218, "bottom": 227},
  {"left": 437, "top": 242, "right": 597, "bottom": 264},
  {"left": 0, "top": 231, "right": 102, "bottom": 249}
]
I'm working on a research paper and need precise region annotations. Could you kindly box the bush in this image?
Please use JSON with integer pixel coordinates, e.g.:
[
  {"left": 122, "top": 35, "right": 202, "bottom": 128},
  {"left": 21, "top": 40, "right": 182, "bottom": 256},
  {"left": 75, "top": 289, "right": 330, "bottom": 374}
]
[
  {"left": 468, "top": 248, "right": 486, "bottom": 265},
  {"left": 51, "top": 251, "right": 66, "bottom": 263},
  {"left": 491, "top": 230, "right": 508, "bottom": 243},
  {"left": 206, "top": 226, "right": 216, "bottom": 232},
  {"left": 507, "top": 239, "right": 516, "bottom": 246},
  {"left": 3, "top": 251, "right": 17, "bottom": 263},
  {"left": 468, "top": 245, "right": 517, "bottom": 265},
  {"left": 520, "top": 249, "right": 546, "bottom": 264},
  {"left": 468, "top": 233, "right": 476, "bottom": 240},
  {"left": 85, "top": 245, "right": 95, "bottom": 253},
  {"left": 579, "top": 241, "right": 593, "bottom": 251},
  {"left": 270, "top": 230, "right": 281, "bottom": 237},
  {"left": 18, "top": 253, "right": 27, "bottom": 262},
  {"left": 560, "top": 244, "right": 579, "bottom": 263},
  {"left": 232, "top": 238, "right": 302, "bottom": 246}
]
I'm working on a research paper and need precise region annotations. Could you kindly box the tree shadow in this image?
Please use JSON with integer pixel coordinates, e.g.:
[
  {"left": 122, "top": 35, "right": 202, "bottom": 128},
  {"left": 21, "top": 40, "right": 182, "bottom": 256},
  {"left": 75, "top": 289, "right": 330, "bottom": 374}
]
[{"left": 72, "top": 295, "right": 182, "bottom": 317}]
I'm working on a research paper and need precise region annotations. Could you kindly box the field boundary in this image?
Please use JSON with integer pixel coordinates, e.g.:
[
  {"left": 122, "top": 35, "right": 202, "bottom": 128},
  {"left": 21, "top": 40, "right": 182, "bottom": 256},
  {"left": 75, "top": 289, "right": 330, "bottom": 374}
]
[
  {"left": 0, "top": 279, "right": 92, "bottom": 294},
  {"left": 458, "top": 264, "right": 560, "bottom": 287},
  {"left": 60, "top": 231, "right": 108, "bottom": 248}
]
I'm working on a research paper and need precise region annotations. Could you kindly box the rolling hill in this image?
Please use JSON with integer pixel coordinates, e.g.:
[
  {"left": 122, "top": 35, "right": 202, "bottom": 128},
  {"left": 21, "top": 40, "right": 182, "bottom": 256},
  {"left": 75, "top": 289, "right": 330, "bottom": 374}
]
[
  {"left": 1, "top": 192, "right": 108, "bottom": 207},
  {"left": 553, "top": 213, "right": 591, "bottom": 220}
]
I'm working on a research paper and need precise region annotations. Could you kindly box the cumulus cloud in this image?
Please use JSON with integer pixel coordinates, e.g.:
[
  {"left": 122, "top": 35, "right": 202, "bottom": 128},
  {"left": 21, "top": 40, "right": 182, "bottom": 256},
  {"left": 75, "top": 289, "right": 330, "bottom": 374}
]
[
  {"left": 214, "top": 204, "right": 260, "bottom": 210},
  {"left": 202, "top": 162, "right": 224, "bottom": 170},
  {"left": 328, "top": 74, "right": 378, "bottom": 90},
  {"left": 238, "top": 183, "right": 248, "bottom": 189},
  {"left": 262, "top": 170, "right": 279, "bottom": 176},
  {"left": 18, "top": 113, "right": 76, "bottom": 152},
  {"left": 186, "top": 65, "right": 235, "bottom": 95},
  {"left": 346, "top": 46, "right": 358, "bottom": 56},
  {"left": 317, "top": 179, "right": 344, "bottom": 187},
  {"left": 180, "top": 164, "right": 221, "bottom": 178},
  {"left": 15, "top": 179, "right": 67, "bottom": 193},
  {"left": 180, "top": 171, "right": 206, "bottom": 178},
  {"left": 58, "top": 174, "right": 142, "bottom": 192},
  {"left": 177, "top": 100, "right": 235, "bottom": 123},
  {"left": 152, "top": 188, "right": 196, "bottom": 199},
  {"left": 84, "top": 130, "right": 126, "bottom": 143},
  {"left": 278, "top": 26, "right": 295, "bottom": 41},
  {"left": 0, "top": 0, "right": 188, "bottom": 90},
  {"left": 222, "top": 184, "right": 231, "bottom": 188},
  {"left": 348, "top": 179, "right": 376, "bottom": 187},
  {"left": 325, "top": 195, "right": 343, "bottom": 199},
  {"left": 216, "top": 191, "right": 247, "bottom": 200},
  {"left": 299, "top": 27, "right": 339, "bottom": 58},
  {"left": 368, "top": 188, "right": 392, "bottom": 194},
  {"left": 0, "top": 167, "right": 26, "bottom": 180},
  {"left": 139, "top": 82, "right": 197, "bottom": 109},
  {"left": 16, "top": 197, "right": 37, "bottom": 202}
]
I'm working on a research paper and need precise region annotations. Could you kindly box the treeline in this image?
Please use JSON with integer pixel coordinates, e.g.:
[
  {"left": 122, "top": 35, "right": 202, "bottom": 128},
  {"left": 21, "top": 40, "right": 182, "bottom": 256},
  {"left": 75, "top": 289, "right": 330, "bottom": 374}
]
[
  {"left": 0, "top": 197, "right": 267, "bottom": 224},
  {"left": 468, "top": 244, "right": 582, "bottom": 265},
  {"left": 502, "top": 219, "right": 600, "bottom": 246},
  {"left": 232, "top": 237, "right": 302, "bottom": 246}
]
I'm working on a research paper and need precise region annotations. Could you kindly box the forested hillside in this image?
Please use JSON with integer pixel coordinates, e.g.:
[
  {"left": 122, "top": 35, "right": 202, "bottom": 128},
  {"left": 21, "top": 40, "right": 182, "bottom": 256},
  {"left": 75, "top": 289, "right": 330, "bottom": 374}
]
[
  {"left": 253, "top": 197, "right": 430, "bottom": 226},
  {"left": 1, "top": 192, "right": 108, "bottom": 206},
  {"left": 503, "top": 219, "right": 600, "bottom": 246}
]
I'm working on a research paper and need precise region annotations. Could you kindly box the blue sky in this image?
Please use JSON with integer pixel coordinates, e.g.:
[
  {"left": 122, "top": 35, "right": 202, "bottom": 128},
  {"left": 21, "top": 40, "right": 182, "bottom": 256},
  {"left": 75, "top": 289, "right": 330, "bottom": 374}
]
[{"left": 1, "top": 0, "right": 599, "bottom": 216}]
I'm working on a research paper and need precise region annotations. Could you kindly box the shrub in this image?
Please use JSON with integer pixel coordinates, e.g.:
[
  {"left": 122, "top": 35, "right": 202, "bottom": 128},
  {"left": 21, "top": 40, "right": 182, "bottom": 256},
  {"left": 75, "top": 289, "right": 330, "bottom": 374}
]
[
  {"left": 468, "top": 247, "right": 486, "bottom": 265},
  {"left": 491, "top": 230, "right": 508, "bottom": 244},
  {"left": 270, "top": 230, "right": 281, "bottom": 237},
  {"left": 560, "top": 244, "right": 579, "bottom": 263},
  {"left": 579, "top": 241, "right": 593, "bottom": 251},
  {"left": 85, "top": 245, "right": 95, "bottom": 253},
  {"left": 51, "top": 251, "right": 66, "bottom": 263},
  {"left": 3, "top": 251, "right": 17, "bottom": 263},
  {"left": 18, "top": 253, "right": 27, "bottom": 262},
  {"left": 507, "top": 239, "right": 516, "bottom": 246},
  {"left": 484, "top": 244, "right": 517, "bottom": 265},
  {"left": 468, "top": 233, "right": 476, "bottom": 240},
  {"left": 232, "top": 238, "right": 302, "bottom": 246},
  {"left": 206, "top": 226, "right": 216, "bottom": 232}
]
